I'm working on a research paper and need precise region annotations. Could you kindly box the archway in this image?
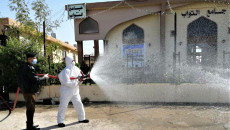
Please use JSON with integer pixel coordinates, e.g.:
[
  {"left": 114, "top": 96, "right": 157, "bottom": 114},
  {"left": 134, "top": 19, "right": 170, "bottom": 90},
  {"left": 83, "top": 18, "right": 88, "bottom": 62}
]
[
  {"left": 187, "top": 16, "right": 217, "bottom": 67},
  {"left": 123, "top": 24, "right": 144, "bottom": 44},
  {"left": 122, "top": 24, "right": 145, "bottom": 68},
  {"left": 79, "top": 17, "right": 99, "bottom": 34}
]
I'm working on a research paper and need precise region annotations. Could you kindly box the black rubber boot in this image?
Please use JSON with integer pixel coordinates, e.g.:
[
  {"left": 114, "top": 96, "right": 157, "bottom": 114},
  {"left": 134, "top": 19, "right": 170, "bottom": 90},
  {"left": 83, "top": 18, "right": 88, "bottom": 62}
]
[
  {"left": 27, "top": 126, "right": 40, "bottom": 130},
  {"left": 58, "top": 123, "right": 65, "bottom": 127},
  {"left": 79, "top": 119, "right": 89, "bottom": 123},
  {"left": 27, "top": 122, "right": 40, "bottom": 130}
]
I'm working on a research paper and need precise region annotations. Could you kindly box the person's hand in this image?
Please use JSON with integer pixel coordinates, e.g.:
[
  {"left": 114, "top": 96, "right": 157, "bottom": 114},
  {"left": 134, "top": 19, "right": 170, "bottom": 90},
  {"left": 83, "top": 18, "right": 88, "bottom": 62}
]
[
  {"left": 79, "top": 80, "right": 83, "bottom": 85},
  {"left": 43, "top": 74, "right": 49, "bottom": 79},
  {"left": 77, "top": 76, "right": 82, "bottom": 80}
]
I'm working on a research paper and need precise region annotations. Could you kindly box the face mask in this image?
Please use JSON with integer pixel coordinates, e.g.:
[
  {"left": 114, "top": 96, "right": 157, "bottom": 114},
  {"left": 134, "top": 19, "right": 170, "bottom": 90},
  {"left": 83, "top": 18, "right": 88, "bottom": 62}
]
[
  {"left": 32, "top": 59, "right": 37, "bottom": 65},
  {"left": 71, "top": 61, "right": 75, "bottom": 66}
]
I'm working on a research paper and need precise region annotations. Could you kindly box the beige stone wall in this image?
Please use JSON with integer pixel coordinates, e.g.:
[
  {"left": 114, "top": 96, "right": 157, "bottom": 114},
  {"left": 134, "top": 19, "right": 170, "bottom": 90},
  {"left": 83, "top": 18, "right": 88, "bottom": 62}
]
[
  {"left": 9, "top": 85, "right": 61, "bottom": 102},
  {"left": 9, "top": 84, "right": 230, "bottom": 103},
  {"left": 105, "top": 14, "right": 161, "bottom": 64}
]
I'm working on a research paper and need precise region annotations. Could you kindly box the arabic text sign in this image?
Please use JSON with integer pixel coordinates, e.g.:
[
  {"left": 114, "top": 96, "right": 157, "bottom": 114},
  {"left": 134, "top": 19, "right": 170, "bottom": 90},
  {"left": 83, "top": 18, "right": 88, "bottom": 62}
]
[
  {"left": 67, "top": 4, "right": 86, "bottom": 19},
  {"left": 181, "top": 8, "right": 226, "bottom": 18},
  {"left": 122, "top": 44, "right": 145, "bottom": 68}
]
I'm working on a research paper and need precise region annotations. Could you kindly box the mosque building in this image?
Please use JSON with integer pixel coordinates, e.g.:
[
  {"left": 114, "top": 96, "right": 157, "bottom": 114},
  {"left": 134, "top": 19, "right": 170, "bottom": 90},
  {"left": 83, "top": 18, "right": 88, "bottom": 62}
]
[{"left": 68, "top": 0, "right": 230, "bottom": 82}]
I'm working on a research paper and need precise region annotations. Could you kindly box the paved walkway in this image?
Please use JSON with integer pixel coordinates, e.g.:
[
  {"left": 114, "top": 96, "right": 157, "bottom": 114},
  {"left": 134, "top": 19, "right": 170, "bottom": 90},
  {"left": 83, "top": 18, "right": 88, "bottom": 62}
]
[{"left": 0, "top": 103, "right": 230, "bottom": 130}]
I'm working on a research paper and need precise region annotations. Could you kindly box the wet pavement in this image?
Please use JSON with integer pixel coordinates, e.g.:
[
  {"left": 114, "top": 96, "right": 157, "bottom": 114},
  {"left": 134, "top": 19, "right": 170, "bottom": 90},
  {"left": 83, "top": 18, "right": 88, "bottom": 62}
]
[{"left": 0, "top": 102, "right": 230, "bottom": 130}]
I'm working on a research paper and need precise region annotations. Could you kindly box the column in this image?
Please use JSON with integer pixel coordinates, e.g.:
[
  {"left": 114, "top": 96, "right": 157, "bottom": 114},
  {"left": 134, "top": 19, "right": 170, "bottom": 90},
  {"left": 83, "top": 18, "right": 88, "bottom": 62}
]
[
  {"left": 103, "top": 40, "right": 108, "bottom": 54},
  {"left": 94, "top": 40, "right": 99, "bottom": 61},
  {"left": 77, "top": 41, "right": 83, "bottom": 64},
  {"left": 160, "top": 1, "right": 166, "bottom": 61}
]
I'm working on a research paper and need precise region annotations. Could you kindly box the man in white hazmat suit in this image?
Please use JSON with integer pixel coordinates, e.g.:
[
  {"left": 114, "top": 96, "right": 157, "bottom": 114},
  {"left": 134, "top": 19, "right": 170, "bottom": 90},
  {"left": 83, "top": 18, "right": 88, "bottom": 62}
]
[{"left": 57, "top": 56, "right": 89, "bottom": 127}]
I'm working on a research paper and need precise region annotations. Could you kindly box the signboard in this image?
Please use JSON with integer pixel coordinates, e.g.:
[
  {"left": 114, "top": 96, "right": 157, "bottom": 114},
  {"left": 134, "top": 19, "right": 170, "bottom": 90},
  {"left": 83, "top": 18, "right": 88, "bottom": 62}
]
[
  {"left": 67, "top": 4, "right": 86, "bottom": 19},
  {"left": 122, "top": 43, "right": 145, "bottom": 68},
  {"left": 181, "top": 8, "right": 226, "bottom": 18}
]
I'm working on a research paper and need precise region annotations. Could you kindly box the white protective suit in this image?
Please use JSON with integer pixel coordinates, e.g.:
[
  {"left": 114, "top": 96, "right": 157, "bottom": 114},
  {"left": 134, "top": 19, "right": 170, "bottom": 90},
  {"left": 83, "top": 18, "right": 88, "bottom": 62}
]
[{"left": 57, "top": 56, "right": 86, "bottom": 124}]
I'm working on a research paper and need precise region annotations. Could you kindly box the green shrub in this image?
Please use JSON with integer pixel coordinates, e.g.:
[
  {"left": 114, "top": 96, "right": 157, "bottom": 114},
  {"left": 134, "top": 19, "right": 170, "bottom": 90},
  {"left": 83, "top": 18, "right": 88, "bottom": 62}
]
[
  {"left": 0, "top": 36, "right": 64, "bottom": 92},
  {"left": 82, "top": 97, "right": 90, "bottom": 104},
  {"left": 0, "top": 37, "right": 42, "bottom": 92}
]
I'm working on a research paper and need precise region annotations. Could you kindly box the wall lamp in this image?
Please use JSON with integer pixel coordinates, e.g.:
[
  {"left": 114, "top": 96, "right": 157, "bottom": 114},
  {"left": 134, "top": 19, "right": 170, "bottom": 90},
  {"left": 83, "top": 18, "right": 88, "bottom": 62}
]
[
  {"left": 148, "top": 43, "right": 151, "bottom": 47},
  {"left": 228, "top": 22, "right": 230, "bottom": 34},
  {"left": 222, "top": 39, "right": 226, "bottom": 43}
]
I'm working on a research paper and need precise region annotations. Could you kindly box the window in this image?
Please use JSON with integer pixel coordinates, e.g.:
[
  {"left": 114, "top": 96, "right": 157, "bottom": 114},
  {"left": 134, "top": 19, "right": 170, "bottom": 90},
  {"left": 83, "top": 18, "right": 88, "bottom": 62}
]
[
  {"left": 123, "top": 24, "right": 144, "bottom": 44},
  {"left": 79, "top": 17, "right": 99, "bottom": 34},
  {"left": 0, "top": 35, "right": 7, "bottom": 46},
  {"left": 62, "top": 51, "right": 66, "bottom": 58},
  {"left": 187, "top": 16, "right": 217, "bottom": 67}
]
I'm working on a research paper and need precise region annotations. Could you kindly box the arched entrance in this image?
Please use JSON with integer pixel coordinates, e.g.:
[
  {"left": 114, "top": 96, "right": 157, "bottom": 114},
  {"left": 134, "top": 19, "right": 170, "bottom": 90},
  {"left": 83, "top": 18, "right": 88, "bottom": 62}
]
[
  {"left": 122, "top": 24, "right": 145, "bottom": 68},
  {"left": 187, "top": 16, "right": 217, "bottom": 67}
]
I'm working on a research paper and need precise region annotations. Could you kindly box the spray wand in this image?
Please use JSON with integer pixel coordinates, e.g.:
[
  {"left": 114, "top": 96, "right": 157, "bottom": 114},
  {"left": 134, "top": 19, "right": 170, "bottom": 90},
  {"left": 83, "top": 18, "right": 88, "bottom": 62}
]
[{"left": 36, "top": 71, "right": 91, "bottom": 82}]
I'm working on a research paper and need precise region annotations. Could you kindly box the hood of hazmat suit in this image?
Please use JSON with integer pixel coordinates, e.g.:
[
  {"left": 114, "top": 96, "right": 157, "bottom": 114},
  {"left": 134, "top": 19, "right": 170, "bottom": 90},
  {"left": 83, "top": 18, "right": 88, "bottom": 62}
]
[{"left": 65, "top": 56, "right": 74, "bottom": 68}]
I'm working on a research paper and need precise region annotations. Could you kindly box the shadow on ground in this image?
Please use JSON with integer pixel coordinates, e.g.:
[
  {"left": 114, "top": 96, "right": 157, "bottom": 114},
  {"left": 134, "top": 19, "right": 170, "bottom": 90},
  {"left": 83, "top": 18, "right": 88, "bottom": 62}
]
[{"left": 41, "top": 122, "right": 79, "bottom": 130}]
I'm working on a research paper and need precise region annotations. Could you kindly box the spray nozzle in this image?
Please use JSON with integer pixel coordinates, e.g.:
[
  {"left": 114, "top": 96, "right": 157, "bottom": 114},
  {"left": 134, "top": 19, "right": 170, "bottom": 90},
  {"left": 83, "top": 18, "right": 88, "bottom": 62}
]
[
  {"left": 70, "top": 71, "right": 91, "bottom": 83},
  {"left": 81, "top": 73, "right": 90, "bottom": 81},
  {"left": 78, "top": 71, "right": 91, "bottom": 81}
]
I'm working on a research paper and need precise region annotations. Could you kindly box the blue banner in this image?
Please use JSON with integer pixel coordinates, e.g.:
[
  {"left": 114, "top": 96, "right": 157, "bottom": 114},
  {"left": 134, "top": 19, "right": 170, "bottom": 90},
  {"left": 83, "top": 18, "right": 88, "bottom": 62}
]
[{"left": 122, "top": 43, "right": 145, "bottom": 68}]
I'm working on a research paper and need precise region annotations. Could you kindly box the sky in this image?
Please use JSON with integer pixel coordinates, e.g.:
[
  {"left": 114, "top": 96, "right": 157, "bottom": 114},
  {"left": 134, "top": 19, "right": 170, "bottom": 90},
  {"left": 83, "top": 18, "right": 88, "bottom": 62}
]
[{"left": 0, "top": 0, "right": 120, "bottom": 55}]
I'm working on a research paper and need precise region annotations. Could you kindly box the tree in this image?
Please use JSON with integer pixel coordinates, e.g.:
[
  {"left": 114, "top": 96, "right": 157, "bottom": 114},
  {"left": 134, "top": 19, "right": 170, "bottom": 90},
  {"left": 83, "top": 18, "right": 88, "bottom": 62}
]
[
  {"left": 31, "top": 0, "right": 60, "bottom": 32},
  {"left": 8, "top": 0, "right": 62, "bottom": 62},
  {"left": 9, "top": 0, "right": 60, "bottom": 33},
  {"left": 0, "top": 27, "right": 63, "bottom": 92},
  {"left": 0, "top": 37, "right": 41, "bottom": 92},
  {"left": 0, "top": 0, "right": 63, "bottom": 92},
  {"left": 9, "top": 0, "right": 34, "bottom": 27},
  {"left": 32, "top": 0, "right": 50, "bottom": 32}
]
